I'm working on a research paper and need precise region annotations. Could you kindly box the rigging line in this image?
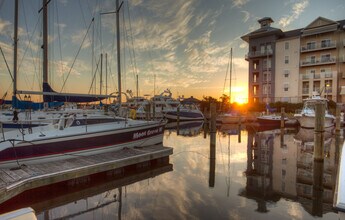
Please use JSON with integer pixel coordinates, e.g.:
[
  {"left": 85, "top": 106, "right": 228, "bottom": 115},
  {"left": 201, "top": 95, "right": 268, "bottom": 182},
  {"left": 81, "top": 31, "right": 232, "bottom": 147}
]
[
  {"left": 19, "top": 1, "right": 41, "bottom": 91},
  {"left": 88, "top": 55, "right": 101, "bottom": 94},
  {"left": 0, "top": 46, "right": 13, "bottom": 81},
  {"left": 222, "top": 48, "right": 231, "bottom": 95},
  {"left": 126, "top": 1, "right": 138, "bottom": 77},
  {"left": 60, "top": 17, "right": 95, "bottom": 92},
  {"left": 55, "top": 0, "right": 65, "bottom": 91},
  {"left": 123, "top": 4, "right": 137, "bottom": 91}
]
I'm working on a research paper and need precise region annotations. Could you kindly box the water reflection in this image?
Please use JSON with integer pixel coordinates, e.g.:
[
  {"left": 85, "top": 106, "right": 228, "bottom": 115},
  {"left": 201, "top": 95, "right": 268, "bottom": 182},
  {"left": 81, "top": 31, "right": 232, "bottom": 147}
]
[
  {"left": 240, "top": 125, "right": 340, "bottom": 217},
  {"left": 165, "top": 121, "right": 204, "bottom": 137},
  {"left": 0, "top": 155, "right": 172, "bottom": 219},
  {"left": 0, "top": 122, "right": 342, "bottom": 219}
]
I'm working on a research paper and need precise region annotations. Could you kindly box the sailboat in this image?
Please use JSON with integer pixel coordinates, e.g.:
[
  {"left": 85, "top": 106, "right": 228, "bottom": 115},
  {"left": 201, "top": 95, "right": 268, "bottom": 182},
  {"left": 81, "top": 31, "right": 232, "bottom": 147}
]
[
  {"left": 0, "top": 0, "right": 166, "bottom": 168},
  {"left": 216, "top": 48, "right": 245, "bottom": 124}
]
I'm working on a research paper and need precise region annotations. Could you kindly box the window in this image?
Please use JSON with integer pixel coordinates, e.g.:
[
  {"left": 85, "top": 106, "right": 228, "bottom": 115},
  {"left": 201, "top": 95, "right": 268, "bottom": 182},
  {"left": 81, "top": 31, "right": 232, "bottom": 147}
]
[
  {"left": 321, "top": 39, "right": 331, "bottom": 48},
  {"left": 284, "top": 83, "right": 289, "bottom": 92},
  {"left": 321, "top": 54, "right": 331, "bottom": 62},
  {"left": 308, "top": 56, "right": 316, "bottom": 63},
  {"left": 284, "top": 70, "right": 290, "bottom": 78},
  {"left": 285, "top": 56, "right": 289, "bottom": 64},
  {"left": 285, "top": 42, "right": 289, "bottom": 50},
  {"left": 307, "top": 42, "right": 316, "bottom": 50},
  {"left": 253, "top": 86, "right": 257, "bottom": 95}
]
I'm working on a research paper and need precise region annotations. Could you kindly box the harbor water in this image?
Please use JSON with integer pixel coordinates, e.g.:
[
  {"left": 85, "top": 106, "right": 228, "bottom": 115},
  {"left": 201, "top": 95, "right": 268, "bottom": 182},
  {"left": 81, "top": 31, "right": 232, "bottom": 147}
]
[{"left": 0, "top": 121, "right": 343, "bottom": 220}]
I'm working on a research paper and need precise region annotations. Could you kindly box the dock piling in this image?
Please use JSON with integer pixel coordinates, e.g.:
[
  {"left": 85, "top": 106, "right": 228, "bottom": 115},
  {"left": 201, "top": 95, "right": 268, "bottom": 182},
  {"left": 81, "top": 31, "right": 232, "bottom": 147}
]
[{"left": 314, "top": 102, "right": 325, "bottom": 161}]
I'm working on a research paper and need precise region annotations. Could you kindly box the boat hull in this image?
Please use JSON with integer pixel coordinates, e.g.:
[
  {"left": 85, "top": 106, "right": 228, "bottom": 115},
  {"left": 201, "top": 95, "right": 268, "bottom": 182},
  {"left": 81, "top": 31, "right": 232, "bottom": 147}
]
[
  {"left": 0, "top": 121, "right": 165, "bottom": 168},
  {"left": 257, "top": 115, "right": 287, "bottom": 126},
  {"left": 164, "top": 111, "right": 204, "bottom": 121},
  {"left": 294, "top": 114, "right": 335, "bottom": 128}
]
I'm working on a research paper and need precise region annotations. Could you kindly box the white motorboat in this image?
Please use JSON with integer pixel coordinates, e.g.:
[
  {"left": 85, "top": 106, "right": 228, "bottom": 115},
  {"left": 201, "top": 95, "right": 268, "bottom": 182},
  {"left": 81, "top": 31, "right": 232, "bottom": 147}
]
[
  {"left": 164, "top": 97, "right": 204, "bottom": 121},
  {"left": 294, "top": 92, "right": 335, "bottom": 128}
]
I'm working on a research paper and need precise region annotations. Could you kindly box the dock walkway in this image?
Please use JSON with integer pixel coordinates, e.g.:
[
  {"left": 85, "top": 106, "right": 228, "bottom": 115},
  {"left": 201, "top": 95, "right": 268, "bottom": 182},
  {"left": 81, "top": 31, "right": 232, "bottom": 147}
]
[{"left": 0, "top": 144, "right": 172, "bottom": 204}]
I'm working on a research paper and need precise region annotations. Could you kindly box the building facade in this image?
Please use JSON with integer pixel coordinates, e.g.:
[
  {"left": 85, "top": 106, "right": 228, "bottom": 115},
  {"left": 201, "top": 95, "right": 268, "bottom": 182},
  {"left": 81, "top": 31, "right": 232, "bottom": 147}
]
[{"left": 242, "top": 17, "right": 345, "bottom": 104}]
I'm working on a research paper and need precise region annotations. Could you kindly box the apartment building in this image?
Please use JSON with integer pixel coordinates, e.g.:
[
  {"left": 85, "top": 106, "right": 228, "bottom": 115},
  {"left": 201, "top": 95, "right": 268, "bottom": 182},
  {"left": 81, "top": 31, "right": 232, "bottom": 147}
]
[{"left": 242, "top": 17, "right": 345, "bottom": 104}]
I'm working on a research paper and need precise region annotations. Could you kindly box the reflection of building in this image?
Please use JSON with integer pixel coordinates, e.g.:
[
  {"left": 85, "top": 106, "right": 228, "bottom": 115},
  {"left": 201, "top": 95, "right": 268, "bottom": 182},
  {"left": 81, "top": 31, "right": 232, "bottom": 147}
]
[
  {"left": 241, "top": 128, "right": 281, "bottom": 213},
  {"left": 242, "top": 127, "right": 339, "bottom": 216},
  {"left": 294, "top": 128, "right": 338, "bottom": 216}
]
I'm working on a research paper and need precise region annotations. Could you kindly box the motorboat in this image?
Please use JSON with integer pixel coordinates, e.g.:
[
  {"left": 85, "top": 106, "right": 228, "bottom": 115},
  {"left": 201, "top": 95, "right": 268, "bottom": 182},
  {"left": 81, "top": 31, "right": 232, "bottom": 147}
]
[
  {"left": 256, "top": 114, "right": 288, "bottom": 126},
  {"left": 294, "top": 92, "right": 335, "bottom": 128},
  {"left": 164, "top": 97, "right": 204, "bottom": 121}
]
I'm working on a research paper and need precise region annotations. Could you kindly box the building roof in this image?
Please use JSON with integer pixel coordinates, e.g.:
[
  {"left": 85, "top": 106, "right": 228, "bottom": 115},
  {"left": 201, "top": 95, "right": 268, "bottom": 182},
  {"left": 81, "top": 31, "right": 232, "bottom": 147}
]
[
  {"left": 241, "top": 16, "right": 345, "bottom": 43},
  {"left": 241, "top": 26, "right": 283, "bottom": 42}
]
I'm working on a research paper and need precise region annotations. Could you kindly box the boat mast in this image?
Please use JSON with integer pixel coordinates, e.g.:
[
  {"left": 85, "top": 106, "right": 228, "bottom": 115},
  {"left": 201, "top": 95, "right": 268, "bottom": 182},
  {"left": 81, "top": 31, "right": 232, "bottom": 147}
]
[
  {"left": 116, "top": 0, "right": 122, "bottom": 104},
  {"left": 43, "top": 0, "right": 48, "bottom": 85},
  {"left": 266, "top": 43, "right": 269, "bottom": 114},
  {"left": 229, "top": 48, "right": 232, "bottom": 104},
  {"left": 13, "top": 0, "right": 18, "bottom": 97}
]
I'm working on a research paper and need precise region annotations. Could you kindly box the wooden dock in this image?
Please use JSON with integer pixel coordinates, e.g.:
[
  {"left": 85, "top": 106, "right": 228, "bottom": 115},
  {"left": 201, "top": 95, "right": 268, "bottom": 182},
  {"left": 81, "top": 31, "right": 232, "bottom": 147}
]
[{"left": 0, "top": 144, "right": 173, "bottom": 204}]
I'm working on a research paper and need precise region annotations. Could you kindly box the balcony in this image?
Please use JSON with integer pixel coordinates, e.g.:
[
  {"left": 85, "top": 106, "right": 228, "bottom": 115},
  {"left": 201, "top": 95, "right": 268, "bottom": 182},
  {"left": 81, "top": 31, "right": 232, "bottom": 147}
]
[
  {"left": 323, "top": 72, "right": 333, "bottom": 78},
  {"left": 300, "top": 57, "right": 336, "bottom": 67},
  {"left": 301, "top": 74, "right": 310, "bottom": 80},
  {"left": 302, "top": 88, "right": 309, "bottom": 94},
  {"left": 301, "top": 71, "right": 336, "bottom": 80},
  {"left": 301, "top": 41, "right": 336, "bottom": 53},
  {"left": 245, "top": 49, "right": 273, "bottom": 60}
]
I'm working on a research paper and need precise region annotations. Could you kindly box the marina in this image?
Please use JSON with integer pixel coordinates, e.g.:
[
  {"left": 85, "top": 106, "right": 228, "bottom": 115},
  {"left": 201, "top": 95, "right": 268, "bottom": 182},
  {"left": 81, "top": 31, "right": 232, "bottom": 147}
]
[
  {"left": 0, "top": 120, "right": 343, "bottom": 219},
  {"left": 0, "top": 0, "right": 345, "bottom": 219}
]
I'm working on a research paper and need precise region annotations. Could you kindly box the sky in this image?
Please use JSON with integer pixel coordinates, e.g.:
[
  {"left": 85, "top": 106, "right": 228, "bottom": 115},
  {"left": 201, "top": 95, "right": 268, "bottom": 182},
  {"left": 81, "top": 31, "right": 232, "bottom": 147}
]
[{"left": 0, "top": 0, "right": 345, "bottom": 103}]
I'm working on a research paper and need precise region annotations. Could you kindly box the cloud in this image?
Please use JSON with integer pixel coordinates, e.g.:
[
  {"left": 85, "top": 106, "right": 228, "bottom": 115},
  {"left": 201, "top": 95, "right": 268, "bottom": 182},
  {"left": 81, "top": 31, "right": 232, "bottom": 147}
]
[
  {"left": 232, "top": 0, "right": 249, "bottom": 8},
  {"left": 71, "top": 29, "right": 91, "bottom": 49},
  {"left": 278, "top": 0, "right": 309, "bottom": 28},
  {"left": 241, "top": 11, "right": 250, "bottom": 22}
]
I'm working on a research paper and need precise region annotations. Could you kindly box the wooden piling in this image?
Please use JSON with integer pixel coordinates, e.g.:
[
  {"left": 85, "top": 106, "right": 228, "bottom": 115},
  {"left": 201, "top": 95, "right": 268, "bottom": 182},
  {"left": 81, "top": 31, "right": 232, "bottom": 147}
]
[
  {"left": 314, "top": 102, "right": 325, "bottom": 161},
  {"left": 209, "top": 102, "right": 216, "bottom": 187},
  {"left": 280, "top": 107, "right": 285, "bottom": 128},
  {"left": 312, "top": 160, "right": 324, "bottom": 216},
  {"left": 336, "top": 103, "right": 341, "bottom": 133}
]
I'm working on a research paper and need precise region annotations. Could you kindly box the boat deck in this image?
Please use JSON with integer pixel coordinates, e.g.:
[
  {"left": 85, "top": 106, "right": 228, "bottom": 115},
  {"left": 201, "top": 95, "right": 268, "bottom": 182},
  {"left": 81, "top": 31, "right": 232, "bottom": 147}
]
[{"left": 0, "top": 144, "right": 172, "bottom": 204}]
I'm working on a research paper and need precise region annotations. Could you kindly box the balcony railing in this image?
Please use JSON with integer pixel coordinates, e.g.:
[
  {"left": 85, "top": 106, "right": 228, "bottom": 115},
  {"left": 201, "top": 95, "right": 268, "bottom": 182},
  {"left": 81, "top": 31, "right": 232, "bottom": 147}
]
[
  {"left": 300, "top": 57, "right": 336, "bottom": 67},
  {"left": 302, "top": 88, "right": 309, "bottom": 94},
  {"left": 245, "top": 49, "right": 273, "bottom": 60},
  {"left": 300, "top": 71, "right": 336, "bottom": 80},
  {"left": 301, "top": 41, "right": 336, "bottom": 52}
]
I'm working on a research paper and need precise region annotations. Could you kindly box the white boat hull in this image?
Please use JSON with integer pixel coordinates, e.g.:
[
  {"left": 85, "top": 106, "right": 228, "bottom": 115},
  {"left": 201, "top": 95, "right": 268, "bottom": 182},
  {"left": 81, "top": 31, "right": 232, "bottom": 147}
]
[{"left": 294, "top": 114, "right": 335, "bottom": 128}]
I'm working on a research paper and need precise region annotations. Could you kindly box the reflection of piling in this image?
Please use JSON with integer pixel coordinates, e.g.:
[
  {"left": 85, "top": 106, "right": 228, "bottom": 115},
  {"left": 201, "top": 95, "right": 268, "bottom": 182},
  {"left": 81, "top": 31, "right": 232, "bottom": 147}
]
[
  {"left": 314, "top": 102, "right": 325, "bottom": 161},
  {"left": 177, "top": 106, "right": 180, "bottom": 135},
  {"left": 336, "top": 103, "right": 341, "bottom": 133},
  {"left": 312, "top": 160, "right": 324, "bottom": 217},
  {"left": 238, "top": 116, "right": 241, "bottom": 143},
  {"left": 209, "top": 103, "right": 216, "bottom": 187},
  {"left": 280, "top": 107, "right": 285, "bottom": 128},
  {"left": 280, "top": 128, "right": 285, "bottom": 148}
]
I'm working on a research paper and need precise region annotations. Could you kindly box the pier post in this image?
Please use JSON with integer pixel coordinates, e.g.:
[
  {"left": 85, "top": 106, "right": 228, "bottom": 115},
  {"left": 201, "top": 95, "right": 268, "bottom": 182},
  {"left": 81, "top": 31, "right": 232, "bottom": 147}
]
[
  {"left": 336, "top": 103, "right": 341, "bottom": 133},
  {"left": 238, "top": 116, "right": 241, "bottom": 143},
  {"left": 314, "top": 102, "right": 325, "bottom": 161},
  {"left": 280, "top": 107, "right": 285, "bottom": 128},
  {"left": 177, "top": 106, "right": 180, "bottom": 135},
  {"left": 209, "top": 102, "right": 216, "bottom": 187}
]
